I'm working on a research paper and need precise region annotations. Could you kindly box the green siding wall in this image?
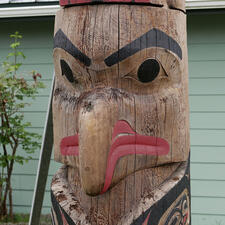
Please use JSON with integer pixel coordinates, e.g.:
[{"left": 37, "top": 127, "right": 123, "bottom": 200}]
[
  {"left": 188, "top": 13, "right": 225, "bottom": 225},
  {"left": 0, "top": 12, "right": 225, "bottom": 224}
]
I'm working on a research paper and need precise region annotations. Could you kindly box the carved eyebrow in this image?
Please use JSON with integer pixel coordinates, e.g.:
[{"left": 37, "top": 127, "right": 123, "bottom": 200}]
[
  {"left": 54, "top": 29, "right": 91, "bottom": 67},
  {"left": 104, "top": 28, "right": 182, "bottom": 67}
]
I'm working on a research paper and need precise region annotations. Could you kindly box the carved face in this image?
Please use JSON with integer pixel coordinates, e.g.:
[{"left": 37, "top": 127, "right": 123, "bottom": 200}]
[{"left": 53, "top": 2, "right": 189, "bottom": 195}]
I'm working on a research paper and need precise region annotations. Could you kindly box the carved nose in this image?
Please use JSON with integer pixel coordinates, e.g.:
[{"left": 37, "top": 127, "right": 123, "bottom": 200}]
[{"left": 77, "top": 92, "right": 118, "bottom": 195}]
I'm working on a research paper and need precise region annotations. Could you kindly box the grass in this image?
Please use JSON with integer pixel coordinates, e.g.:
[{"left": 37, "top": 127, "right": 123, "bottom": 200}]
[
  {"left": 0, "top": 214, "right": 52, "bottom": 224},
  {"left": 0, "top": 214, "right": 29, "bottom": 224}
]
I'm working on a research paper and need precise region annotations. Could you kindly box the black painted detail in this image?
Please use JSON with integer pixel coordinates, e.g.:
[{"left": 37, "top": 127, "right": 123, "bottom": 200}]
[
  {"left": 104, "top": 28, "right": 182, "bottom": 67},
  {"left": 131, "top": 208, "right": 151, "bottom": 225},
  {"left": 60, "top": 59, "right": 75, "bottom": 83},
  {"left": 51, "top": 191, "right": 63, "bottom": 225},
  {"left": 61, "top": 206, "right": 76, "bottom": 225},
  {"left": 130, "top": 158, "right": 190, "bottom": 225},
  {"left": 51, "top": 208, "right": 56, "bottom": 225},
  {"left": 51, "top": 191, "right": 76, "bottom": 225},
  {"left": 54, "top": 29, "right": 91, "bottom": 67},
  {"left": 137, "top": 59, "right": 160, "bottom": 83},
  {"left": 165, "top": 208, "right": 182, "bottom": 225}
]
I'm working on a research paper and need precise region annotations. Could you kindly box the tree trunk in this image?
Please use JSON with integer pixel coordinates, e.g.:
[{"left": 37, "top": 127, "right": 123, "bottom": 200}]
[{"left": 9, "top": 185, "right": 13, "bottom": 220}]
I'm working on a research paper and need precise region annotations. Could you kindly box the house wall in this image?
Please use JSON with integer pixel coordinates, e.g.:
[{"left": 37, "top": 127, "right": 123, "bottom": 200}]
[
  {"left": 187, "top": 12, "right": 225, "bottom": 225},
  {"left": 0, "top": 12, "right": 225, "bottom": 224}
]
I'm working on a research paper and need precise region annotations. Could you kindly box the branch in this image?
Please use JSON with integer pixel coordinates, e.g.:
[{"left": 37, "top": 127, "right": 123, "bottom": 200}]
[{"left": 2, "top": 101, "right": 18, "bottom": 145}]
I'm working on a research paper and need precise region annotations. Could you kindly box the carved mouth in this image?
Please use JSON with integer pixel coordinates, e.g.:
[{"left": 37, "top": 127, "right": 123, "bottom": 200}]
[
  {"left": 101, "top": 120, "right": 170, "bottom": 193},
  {"left": 60, "top": 134, "right": 79, "bottom": 156},
  {"left": 60, "top": 120, "right": 169, "bottom": 193}
]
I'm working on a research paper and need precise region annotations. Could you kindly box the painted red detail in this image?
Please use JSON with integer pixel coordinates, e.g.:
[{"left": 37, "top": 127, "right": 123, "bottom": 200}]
[
  {"left": 183, "top": 212, "right": 188, "bottom": 224},
  {"left": 60, "top": 0, "right": 154, "bottom": 6},
  {"left": 104, "top": 0, "right": 132, "bottom": 2},
  {"left": 134, "top": 0, "right": 151, "bottom": 2},
  {"left": 101, "top": 120, "right": 170, "bottom": 194},
  {"left": 60, "top": 0, "right": 69, "bottom": 6},
  {"left": 112, "top": 120, "right": 135, "bottom": 140},
  {"left": 60, "top": 208, "right": 69, "bottom": 225},
  {"left": 60, "top": 135, "right": 79, "bottom": 156},
  {"left": 142, "top": 212, "right": 150, "bottom": 225},
  {"left": 60, "top": 120, "right": 169, "bottom": 194},
  {"left": 70, "top": 0, "right": 92, "bottom": 4}
]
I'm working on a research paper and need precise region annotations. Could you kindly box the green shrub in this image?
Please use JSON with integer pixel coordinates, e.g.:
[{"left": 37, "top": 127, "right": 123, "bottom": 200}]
[{"left": 0, "top": 32, "right": 44, "bottom": 220}]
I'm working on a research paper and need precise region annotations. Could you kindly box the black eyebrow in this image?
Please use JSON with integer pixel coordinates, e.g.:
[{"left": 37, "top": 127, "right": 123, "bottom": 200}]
[
  {"left": 54, "top": 29, "right": 91, "bottom": 67},
  {"left": 104, "top": 28, "right": 182, "bottom": 67}
]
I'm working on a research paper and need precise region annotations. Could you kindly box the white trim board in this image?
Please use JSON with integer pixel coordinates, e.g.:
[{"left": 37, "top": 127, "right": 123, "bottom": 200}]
[
  {"left": 0, "top": 5, "right": 60, "bottom": 18},
  {"left": 0, "top": 1, "right": 225, "bottom": 18},
  {"left": 186, "top": 0, "right": 225, "bottom": 9}
]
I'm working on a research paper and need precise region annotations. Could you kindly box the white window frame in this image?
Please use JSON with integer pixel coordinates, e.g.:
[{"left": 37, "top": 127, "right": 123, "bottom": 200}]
[{"left": 0, "top": 0, "right": 225, "bottom": 18}]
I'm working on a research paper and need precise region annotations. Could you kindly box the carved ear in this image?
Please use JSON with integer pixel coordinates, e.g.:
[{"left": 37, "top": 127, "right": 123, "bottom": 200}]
[{"left": 167, "top": 0, "right": 185, "bottom": 12}]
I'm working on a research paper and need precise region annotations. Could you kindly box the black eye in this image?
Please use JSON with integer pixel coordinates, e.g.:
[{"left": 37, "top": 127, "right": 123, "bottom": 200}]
[
  {"left": 137, "top": 59, "right": 160, "bottom": 83},
  {"left": 60, "top": 59, "right": 75, "bottom": 83}
]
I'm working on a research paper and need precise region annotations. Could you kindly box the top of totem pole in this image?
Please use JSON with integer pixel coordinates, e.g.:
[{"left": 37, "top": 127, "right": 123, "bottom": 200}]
[{"left": 59, "top": 0, "right": 185, "bottom": 12}]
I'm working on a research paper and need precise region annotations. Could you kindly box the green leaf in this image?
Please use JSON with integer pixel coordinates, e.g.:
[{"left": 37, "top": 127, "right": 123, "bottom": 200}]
[
  {"left": 0, "top": 31, "right": 45, "bottom": 216},
  {"left": 10, "top": 42, "right": 20, "bottom": 49}
]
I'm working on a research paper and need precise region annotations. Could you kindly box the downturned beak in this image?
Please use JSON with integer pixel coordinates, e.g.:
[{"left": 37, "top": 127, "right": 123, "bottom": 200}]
[{"left": 78, "top": 97, "right": 117, "bottom": 195}]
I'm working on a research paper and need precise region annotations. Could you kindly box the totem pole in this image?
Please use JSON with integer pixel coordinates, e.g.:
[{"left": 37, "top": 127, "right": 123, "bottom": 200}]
[{"left": 51, "top": 0, "right": 190, "bottom": 224}]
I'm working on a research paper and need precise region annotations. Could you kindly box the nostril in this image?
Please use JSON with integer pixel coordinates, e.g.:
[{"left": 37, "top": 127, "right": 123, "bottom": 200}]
[{"left": 83, "top": 101, "right": 93, "bottom": 113}]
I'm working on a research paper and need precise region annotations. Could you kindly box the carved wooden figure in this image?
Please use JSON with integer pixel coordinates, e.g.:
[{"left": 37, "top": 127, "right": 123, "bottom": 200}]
[{"left": 51, "top": 0, "right": 190, "bottom": 224}]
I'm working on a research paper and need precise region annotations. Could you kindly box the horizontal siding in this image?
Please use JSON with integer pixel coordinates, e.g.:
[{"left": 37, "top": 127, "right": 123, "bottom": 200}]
[
  {"left": 189, "top": 61, "right": 225, "bottom": 78},
  {"left": 18, "top": 64, "right": 54, "bottom": 80},
  {"left": 191, "top": 180, "right": 225, "bottom": 197},
  {"left": 192, "top": 214, "right": 225, "bottom": 225},
  {"left": 189, "top": 78, "right": 225, "bottom": 95},
  {"left": 188, "top": 12, "right": 225, "bottom": 224},
  {"left": 190, "top": 130, "right": 225, "bottom": 146},
  {"left": 0, "top": 48, "right": 53, "bottom": 64},
  {"left": 190, "top": 95, "right": 225, "bottom": 112},
  {"left": 191, "top": 163, "right": 225, "bottom": 180},
  {"left": 10, "top": 173, "right": 53, "bottom": 190},
  {"left": 188, "top": 43, "right": 225, "bottom": 61},
  {"left": 13, "top": 158, "right": 60, "bottom": 176},
  {"left": 9, "top": 205, "right": 51, "bottom": 215},
  {"left": 190, "top": 113, "right": 225, "bottom": 129},
  {"left": 191, "top": 146, "right": 225, "bottom": 163}
]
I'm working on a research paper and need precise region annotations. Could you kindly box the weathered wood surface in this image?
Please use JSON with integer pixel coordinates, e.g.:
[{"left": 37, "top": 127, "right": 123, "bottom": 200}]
[
  {"left": 51, "top": 1, "right": 190, "bottom": 224},
  {"left": 51, "top": 161, "right": 190, "bottom": 225}
]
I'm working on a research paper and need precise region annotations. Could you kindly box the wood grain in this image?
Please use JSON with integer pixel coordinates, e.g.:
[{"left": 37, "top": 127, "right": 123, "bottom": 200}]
[{"left": 52, "top": 1, "right": 190, "bottom": 224}]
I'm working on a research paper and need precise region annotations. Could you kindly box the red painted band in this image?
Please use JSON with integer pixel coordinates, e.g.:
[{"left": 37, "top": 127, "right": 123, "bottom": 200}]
[
  {"left": 59, "top": 120, "right": 169, "bottom": 194},
  {"left": 101, "top": 120, "right": 169, "bottom": 194},
  {"left": 142, "top": 212, "right": 150, "bottom": 225},
  {"left": 60, "top": 135, "right": 79, "bottom": 156}
]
